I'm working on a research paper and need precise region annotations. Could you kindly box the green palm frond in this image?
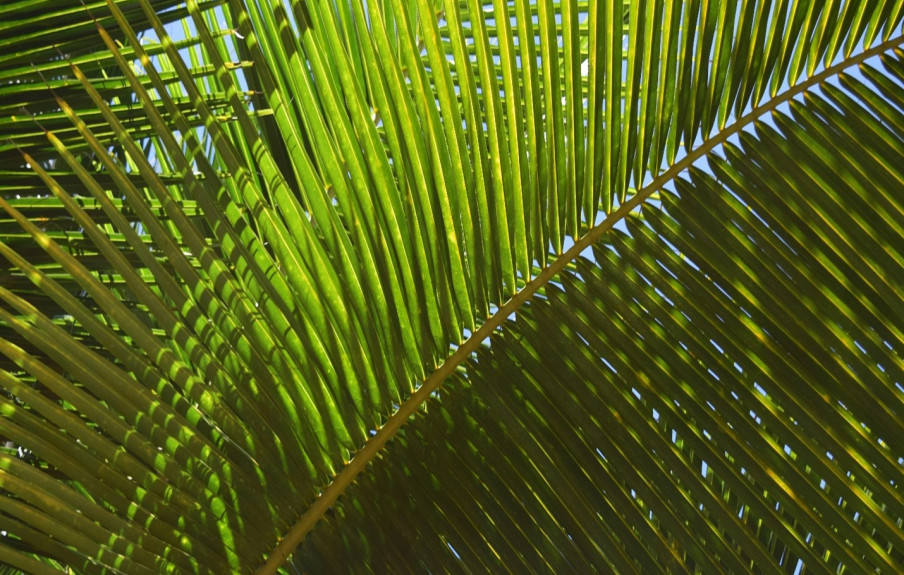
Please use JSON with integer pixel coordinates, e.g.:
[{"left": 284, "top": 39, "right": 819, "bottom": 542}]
[
  {"left": 0, "top": 0, "right": 903, "bottom": 573},
  {"left": 300, "top": 64, "right": 904, "bottom": 571}
]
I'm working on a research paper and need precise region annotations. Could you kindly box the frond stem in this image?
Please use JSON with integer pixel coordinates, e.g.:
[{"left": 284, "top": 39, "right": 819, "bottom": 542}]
[{"left": 256, "top": 31, "right": 904, "bottom": 575}]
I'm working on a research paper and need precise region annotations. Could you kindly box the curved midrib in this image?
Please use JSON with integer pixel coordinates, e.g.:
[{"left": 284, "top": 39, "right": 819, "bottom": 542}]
[{"left": 256, "top": 32, "right": 904, "bottom": 574}]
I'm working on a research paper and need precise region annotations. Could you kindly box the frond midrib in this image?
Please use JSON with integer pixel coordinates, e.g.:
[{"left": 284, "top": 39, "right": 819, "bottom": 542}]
[{"left": 220, "top": 31, "right": 904, "bottom": 575}]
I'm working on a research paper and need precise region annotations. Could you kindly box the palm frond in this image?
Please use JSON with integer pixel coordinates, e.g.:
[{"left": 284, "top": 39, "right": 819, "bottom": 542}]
[
  {"left": 0, "top": 0, "right": 902, "bottom": 573},
  {"left": 298, "top": 59, "right": 904, "bottom": 572}
]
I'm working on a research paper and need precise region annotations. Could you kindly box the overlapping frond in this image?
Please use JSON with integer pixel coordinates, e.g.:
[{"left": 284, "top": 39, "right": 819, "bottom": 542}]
[
  {"left": 297, "top": 55, "right": 904, "bottom": 572},
  {"left": 0, "top": 0, "right": 902, "bottom": 573}
]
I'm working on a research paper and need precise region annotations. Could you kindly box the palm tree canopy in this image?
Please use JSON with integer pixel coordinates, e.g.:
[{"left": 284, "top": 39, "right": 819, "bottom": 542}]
[{"left": 1, "top": 0, "right": 903, "bottom": 572}]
